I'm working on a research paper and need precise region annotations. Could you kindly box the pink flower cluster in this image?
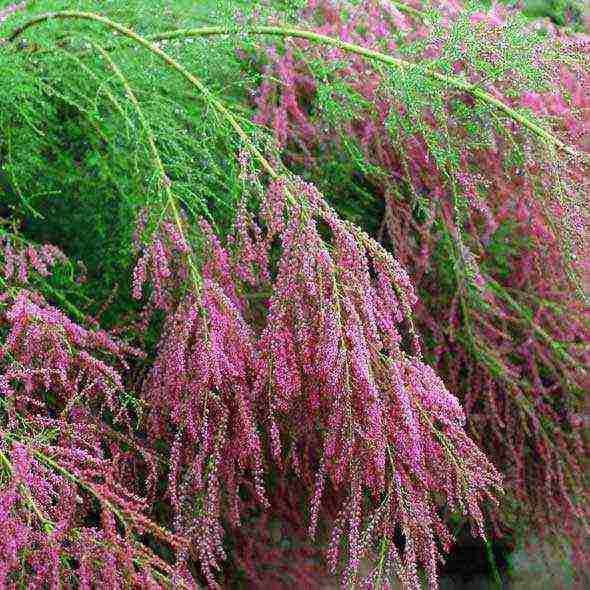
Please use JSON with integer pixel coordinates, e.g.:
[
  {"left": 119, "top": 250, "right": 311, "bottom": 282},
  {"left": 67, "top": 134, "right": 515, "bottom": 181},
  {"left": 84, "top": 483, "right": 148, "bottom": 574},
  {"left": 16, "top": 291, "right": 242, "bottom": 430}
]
[
  {"left": 0, "top": 423, "right": 169, "bottom": 589},
  {"left": 133, "top": 175, "right": 502, "bottom": 588},
  {"left": 132, "top": 209, "right": 191, "bottom": 313},
  {"left": 144, "top": 281, "right": 266, "bottom": 588},
  {"left": 0, "top": 245, "right": 176, "bottom": 588},
  {"left": 254, "top": 178, "right": 501, "bottom": 588},
  {"left": 1, "top": 289, "right": 139, "bottom": 421},
  {"left": 2, "top": 234, "right": 68, "bottom": 284}
]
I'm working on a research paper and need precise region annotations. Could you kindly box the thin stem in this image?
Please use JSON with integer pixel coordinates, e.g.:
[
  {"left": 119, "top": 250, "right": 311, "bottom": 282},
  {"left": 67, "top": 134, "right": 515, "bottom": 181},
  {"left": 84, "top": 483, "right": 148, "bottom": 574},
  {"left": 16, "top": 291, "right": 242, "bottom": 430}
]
[
  {"left": 385, "top": 0, "right": 429, "bottom": 21},
  {"left": 90, "top": 41, "right": 203, "bottom": 290},
  {"left": 137, "top": 30, "right": 587, "bottom": 163},
  {"left": 5, "top": 11, "right": 282, "bottom": 180}
]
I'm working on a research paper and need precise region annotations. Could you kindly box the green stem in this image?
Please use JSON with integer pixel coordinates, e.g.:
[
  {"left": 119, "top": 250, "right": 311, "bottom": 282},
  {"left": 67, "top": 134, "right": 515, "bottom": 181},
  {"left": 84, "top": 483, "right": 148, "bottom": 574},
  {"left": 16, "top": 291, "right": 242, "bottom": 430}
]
[
  {"left": 135, "top": 31, "right": 586, "bottom": 164},
  {"left": 5, "top": 13, "right": 587, "bottom": 163},
  {"left": 90, "top": 41, "right": 203, "bottom": 290},
  {"left": 484, "top": 536, "right": 503, "bottom": 590},
  {"left": 385, "top": 0, "right": 429, "bottom": 21}
]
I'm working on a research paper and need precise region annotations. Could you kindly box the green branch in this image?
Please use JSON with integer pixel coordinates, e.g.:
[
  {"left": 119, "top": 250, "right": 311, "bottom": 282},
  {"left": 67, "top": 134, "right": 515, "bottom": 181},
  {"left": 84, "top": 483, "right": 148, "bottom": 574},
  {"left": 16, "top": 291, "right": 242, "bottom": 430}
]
[
  {"left": 6, "top": 11, "right": 587, "bottom": 162},
  {"left": 146, "top": 26, "right": 588, "bottom": 163},
  {"left": 89, "top": 41, "right": 204, "bottom": 290},
  {"left": 386, "top": 0, "right": 429, "bottom": 21}
]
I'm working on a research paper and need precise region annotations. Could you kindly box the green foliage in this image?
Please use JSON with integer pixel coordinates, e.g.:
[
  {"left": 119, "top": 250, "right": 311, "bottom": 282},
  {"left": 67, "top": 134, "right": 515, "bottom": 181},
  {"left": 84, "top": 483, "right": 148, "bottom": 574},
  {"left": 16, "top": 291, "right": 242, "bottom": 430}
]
[
  {"left": 0, "top": 0, "right": 272, "bottom": 323},
  {"left": 484, "top": 0, "right": 588, "bottom": 31},
  {"left": 519, "top": 0, "right": 587, "bottom": 30}
]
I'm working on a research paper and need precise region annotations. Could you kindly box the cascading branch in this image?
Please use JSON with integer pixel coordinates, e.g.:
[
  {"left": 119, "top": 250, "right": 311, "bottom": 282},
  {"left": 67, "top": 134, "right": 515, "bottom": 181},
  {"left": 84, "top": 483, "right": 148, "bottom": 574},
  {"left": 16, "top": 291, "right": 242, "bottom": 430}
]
[
  {"left": 138, "top": 221, "right": 268, "bottom": 588},
  {"left": 251, "top": 177, "right": 503, "bottom": 588},
  {"left": 0, "top": 237, "right": 187, "bottom": 588},
  {"left": 128, "top": 170, "right": 502, "bottom": 589}
]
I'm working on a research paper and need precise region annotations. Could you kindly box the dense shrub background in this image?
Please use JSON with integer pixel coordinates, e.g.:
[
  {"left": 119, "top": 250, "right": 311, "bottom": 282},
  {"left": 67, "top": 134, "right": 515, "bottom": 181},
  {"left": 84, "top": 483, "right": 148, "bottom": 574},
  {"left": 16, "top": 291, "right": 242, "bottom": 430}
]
[{"left": 0, "top": 1, "right": 588, "bottom": 588}]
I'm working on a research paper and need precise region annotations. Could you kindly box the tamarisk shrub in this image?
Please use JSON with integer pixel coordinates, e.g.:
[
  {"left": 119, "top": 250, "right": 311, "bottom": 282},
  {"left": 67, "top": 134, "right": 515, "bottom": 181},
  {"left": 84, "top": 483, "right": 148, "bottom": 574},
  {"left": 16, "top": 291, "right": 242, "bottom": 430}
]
[
  {"left": 248, "top": 0, "right": 589, "bottom": 578},
  {"left": 138, "top": 224, "right": 267, "bottom": 588},
  {"left": 255, "top": 176, "right": 502, "bottom": 588},
  {"left": 0, "top": 1, "right": 583, "bottom": 587}
]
